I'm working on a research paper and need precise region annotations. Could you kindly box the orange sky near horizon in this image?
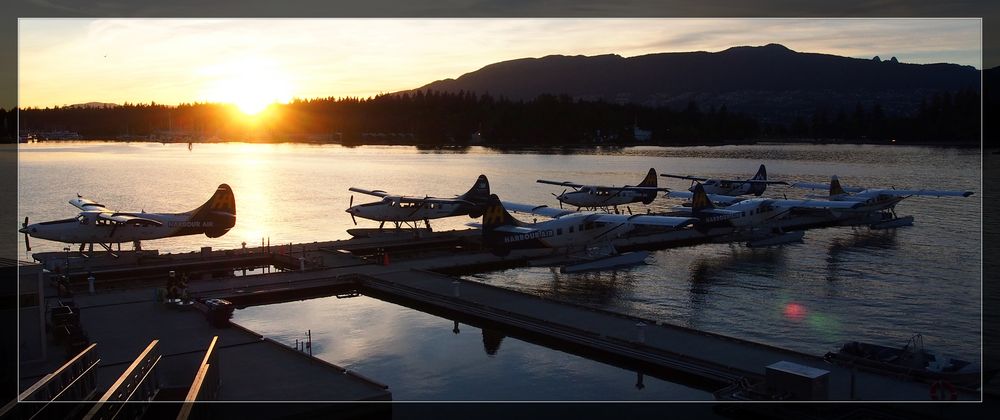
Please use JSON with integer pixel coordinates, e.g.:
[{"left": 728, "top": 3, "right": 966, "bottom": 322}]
[{"left": 18, "top": 18, "right": 982, "bottom": 112}]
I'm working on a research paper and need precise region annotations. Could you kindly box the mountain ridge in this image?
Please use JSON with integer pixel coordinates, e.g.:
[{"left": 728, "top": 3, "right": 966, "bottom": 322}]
[{"left": 411, "top": 44, "right": 979, "bottom": 123}]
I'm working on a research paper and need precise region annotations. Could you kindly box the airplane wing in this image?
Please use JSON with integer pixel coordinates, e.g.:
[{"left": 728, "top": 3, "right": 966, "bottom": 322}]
[
  {"left": 790, "top": 182, "right": 865, "bottom": 193},
  {"left": 661, "top": 174, "right": 709, "bottom": 182},
  {"left": 603, "top": 185, "right": 672, "bottom": 192},
  {"left": 465, "top": 223, "right": 537, "bottom": 236},
  {"left": 871, "top": 189, "right": 974, "bottom": 198},
  {"left": 492, "top": 225, "right": 539, "bottom": 234},
  {"left": 500, "top": 201, "right": 577, "bottom": 219},
  {"left": 536, "top": 179, "right": 585, "bottom": 188},
  {"left": 588, "top": 213, "right": 698, "bottom": 228},
  {"left": 768, "top": 199, "right": 865, "bottom": 210},
  {"left": 395, "top": 196, "right": 475, "bottom": 205},
  {"left": 348, "top": 187, "right": 390, "bottom": 197},
  {"left": 722, "top": 179, "right": 789, "bottom": 185},
  {"left": 665, "top": 191, "right": 745, "bottom": 206},
  {"left": 98, "top": 213, "right": 164, "bottom": 226},
  {"left": 69, "top": 196, "right": 112, "bottom": 212}
]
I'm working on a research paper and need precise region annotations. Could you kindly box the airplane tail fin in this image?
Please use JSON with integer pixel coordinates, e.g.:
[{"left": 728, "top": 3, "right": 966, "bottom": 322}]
[
  {"left": 461, "top": 175, "right": 491, "bottom": 218},
  {"left": 830, "top": 175, "right": 846, "bottom": 196},
  {"left": 481, "top": 194, "right": 524, "bottom": 257},
  {"left": 691, "top": 183, "right": 715, "bottom": 214},
  {"left": 481, "top": 194, "right": 522, "bottom": 232},
  {"left": 460, "top": 174, "right": 491, "bottom": 202},
  {"left": 749, "top": 164, "right": 767, "bottom": 196},
  {"left": 187, "top": 184, "right": 237, "bottom": 238},
  {"left": 637, "top": 168, "right": 657, "bottom": 188}
]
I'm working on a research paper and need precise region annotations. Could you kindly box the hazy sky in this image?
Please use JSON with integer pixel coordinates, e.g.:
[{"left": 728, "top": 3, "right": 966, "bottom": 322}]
[{"left": 18, "top": 18, "right": 981, "bottom": 109}]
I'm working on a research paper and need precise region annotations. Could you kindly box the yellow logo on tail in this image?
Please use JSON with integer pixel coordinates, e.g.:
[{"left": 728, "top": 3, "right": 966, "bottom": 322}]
[
  {"left": 692, "top": 189, "right": 710, "bottom": 209},
  {"left": 483, "top": 205, "right": 505, "bottom": 225}
]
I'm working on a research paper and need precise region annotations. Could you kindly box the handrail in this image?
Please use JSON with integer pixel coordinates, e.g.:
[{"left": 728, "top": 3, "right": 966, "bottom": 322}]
[
  {"left": 19, "top": 343, "right": 98, "bottom": 400},
  {"left": 0, "top": 343, "right": 101, "bottom": 420},
  {"left": 83, "top": 340, "right": 161, "bottom": 420},
  {"left": 176, "top": 336, "right": 220, "bottom": 420},
  {"left": 176, "top": 364, "right": 210, "bottom": 420}
]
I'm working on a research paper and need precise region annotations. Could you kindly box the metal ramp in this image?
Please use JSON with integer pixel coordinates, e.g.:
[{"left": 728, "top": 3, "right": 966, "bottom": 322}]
[
  {"left": 82, "top": 340, "right": 162, "bottom": 420},
  {"left": 0, "top": 343, "right": 101, "bottom": 420}
]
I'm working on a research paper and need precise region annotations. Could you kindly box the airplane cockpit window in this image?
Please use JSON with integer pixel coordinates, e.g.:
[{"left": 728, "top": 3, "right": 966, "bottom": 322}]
[
  {"left": 706, "top": 180, "right": 717, "bottom": 186},
  {"left": 77, "top": 215, "right": 89, "bottom": 225}
]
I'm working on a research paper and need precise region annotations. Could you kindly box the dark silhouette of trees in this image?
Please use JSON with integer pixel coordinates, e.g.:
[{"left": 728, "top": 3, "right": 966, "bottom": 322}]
[{"left": 11, "top": 89, "right": 979, "bottom": 146}]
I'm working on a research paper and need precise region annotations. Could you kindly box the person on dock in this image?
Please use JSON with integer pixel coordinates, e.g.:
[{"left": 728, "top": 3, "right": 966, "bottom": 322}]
[{"left": 166, "top": 270, "right": 178, "bottom": 301}]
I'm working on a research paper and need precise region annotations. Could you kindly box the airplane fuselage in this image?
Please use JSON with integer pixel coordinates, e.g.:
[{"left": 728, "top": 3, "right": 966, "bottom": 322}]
[
  {"left": 691, "top": 180, "right": 757, "bottom": 196},
  {"left": 827, "top": 191, "right": 907, "bottom": 212},
  {"left": 556, "top": 187, "right": 656, "bottom": 209},
  {"left": 697, "top": 199, "right": 792, "bottom": 228},
  {"left": 347, "top": 197, "right": 474, "bottom": 222},
  {"left": 489, "top": 213, "right": 634, "bottom": 252},
  {"left": 22, "top": 211, "right": 233, "bottom": 244}
]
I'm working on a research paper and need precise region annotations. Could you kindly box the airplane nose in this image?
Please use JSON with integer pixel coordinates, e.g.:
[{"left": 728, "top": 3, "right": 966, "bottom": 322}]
[{"left": 18, "top": 227, "right": 27, "bottom": 234}]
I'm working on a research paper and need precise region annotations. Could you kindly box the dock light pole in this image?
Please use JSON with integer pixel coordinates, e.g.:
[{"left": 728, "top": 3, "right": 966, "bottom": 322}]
[
  {"left": 63, "top": 246, "right": 70, "bottom": 274},
  {"left": 635, "top": 322, "right": 646, "bottom": 344},
  {"left": 87, "top": 273, "right": 95, "bottom": 294},
  {"left": 635, "top": 372, "right": 645, "bottom": 390},
  {"left": 453, "top": 320, "right": 460, "bottom": 334}
]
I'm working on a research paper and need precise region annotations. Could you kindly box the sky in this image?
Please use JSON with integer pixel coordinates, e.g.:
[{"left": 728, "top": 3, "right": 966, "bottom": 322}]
[{"left": 18, "top": 18, "right": 982, "bottom": 111}]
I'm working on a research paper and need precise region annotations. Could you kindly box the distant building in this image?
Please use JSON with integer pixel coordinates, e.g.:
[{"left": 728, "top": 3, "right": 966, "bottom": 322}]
[{"left": 632, "top": 119, "right": 651, "bottom": 142}]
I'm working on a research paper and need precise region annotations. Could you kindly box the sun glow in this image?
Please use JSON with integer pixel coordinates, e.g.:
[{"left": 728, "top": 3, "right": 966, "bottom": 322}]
[{"left": 199, "top": 57, "right": 294, "bottom": 115}]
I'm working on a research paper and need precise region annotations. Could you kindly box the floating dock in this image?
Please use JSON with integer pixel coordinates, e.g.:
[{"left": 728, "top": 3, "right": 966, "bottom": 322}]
[{"left": 11, "top": 210, "right": 979, "bottom": 418}]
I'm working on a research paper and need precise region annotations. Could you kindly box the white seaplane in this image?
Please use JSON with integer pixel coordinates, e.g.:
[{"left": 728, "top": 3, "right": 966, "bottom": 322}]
[
  {"left": 667, "top": 182, "right": 868, "bottom": 246},
  {"left": 20, "top": 184, "right": 236, "bottom": 257},
  {"left": 472, "top": 194, "right": 697, "bottom": 273},
  {"left": 346, "top": 174, "right": 491, "bottom": 230},
  {"left": 661, "top": 164, "right": 787, "bottom": 196},
  {"left": 790, "top": 175, "right": 974, "bottom": 228},
  {"left": 667, "top": 183, "right": 865, "bottom": 227},
  {"left": 536, "top": 168, "right": 670, "bottom": 213}
]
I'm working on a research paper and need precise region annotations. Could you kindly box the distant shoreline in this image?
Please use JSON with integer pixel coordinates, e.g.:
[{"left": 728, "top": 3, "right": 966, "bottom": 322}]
[{"left": 11, "top": 138, "right": 982, "bottom": 149}]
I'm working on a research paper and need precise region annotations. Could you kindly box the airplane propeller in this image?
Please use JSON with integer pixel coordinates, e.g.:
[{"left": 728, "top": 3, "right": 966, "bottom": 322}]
[
  {"left": 551, "top": 189, "right": 567, "bottom": 209},
  {"left": 22, "top": 216, "right": 31, "bottom": 252},
  {"left": 349, "top": 195, "right": 357, "bottom": 225}
]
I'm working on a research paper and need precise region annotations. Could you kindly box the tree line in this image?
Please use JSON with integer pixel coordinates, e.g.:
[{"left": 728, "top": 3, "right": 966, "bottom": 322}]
[{"left": 7, "top": 88, "right": 981, "bottom": 145}]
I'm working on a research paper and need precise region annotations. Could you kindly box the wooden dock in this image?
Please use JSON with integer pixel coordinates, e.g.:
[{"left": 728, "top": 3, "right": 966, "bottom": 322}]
[{"left": 13, "top": 209, "right": 974, "bottom": 414}]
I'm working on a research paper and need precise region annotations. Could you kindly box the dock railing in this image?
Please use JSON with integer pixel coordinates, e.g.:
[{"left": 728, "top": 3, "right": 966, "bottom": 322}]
[
  {"left": 82, "top": 340, "right": 162, "bottom": 420},
  {"left": 176, "top": 336, "right": 220, "bottom": 420},
  {"left": 0, "top": 343, "right": 100, "bottom": 420}
]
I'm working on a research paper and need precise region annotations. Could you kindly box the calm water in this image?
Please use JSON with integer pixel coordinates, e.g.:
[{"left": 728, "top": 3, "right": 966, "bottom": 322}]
[{"left": 16, "top": 142, "right": 982, "bottom": 400}]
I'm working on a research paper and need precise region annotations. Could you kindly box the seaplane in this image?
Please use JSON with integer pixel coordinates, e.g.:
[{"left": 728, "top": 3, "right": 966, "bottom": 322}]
[
  {"left": 19, "top": 184, "right": 236, "bottom": 257},
  {"left": 346, "top": 174, "right": 490, "bottom": 231},
  {"left": 536, "top": 168, "right": 670, "bottom": 213},
  {"left": 666, "top": 183, "right": 867, "bottom": 246},
  {"left": 790, "top": 175, "right": 974, "bottom": 228},
  {"left": 661, "top": 164, "right": 788, "bottom": 196},
  {"left": 472, "top": 194, "right": 698, "bottom": 273}
]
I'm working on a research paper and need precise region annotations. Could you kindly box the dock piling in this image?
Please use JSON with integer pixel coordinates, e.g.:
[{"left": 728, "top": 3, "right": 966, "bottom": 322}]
[{"left": 636, "top": 322, "right": 646, "bottom": 344}]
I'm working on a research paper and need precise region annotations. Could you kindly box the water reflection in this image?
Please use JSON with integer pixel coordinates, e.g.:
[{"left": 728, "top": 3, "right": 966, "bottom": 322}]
[
  {"left": 824, "top": 229, "right": 899, "bottom": 283},
  {"left": 482, "top": 328, "right": 506, "bottom": 356},
  {"left": 687, "top": 246, "right": 786, "bottom": 294},
  {"left": 540, "top": 267, "right": 637, "bottom": 306}
]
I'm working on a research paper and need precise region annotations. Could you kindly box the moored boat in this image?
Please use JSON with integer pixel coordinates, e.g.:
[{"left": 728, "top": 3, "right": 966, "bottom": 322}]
[{"left": 823, "top": 334, "right": 982, "bottom": 388}]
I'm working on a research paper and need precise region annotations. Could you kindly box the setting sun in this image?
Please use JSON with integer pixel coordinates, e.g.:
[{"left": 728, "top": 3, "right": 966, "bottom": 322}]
[{"left": 199, "top": 57, "right": 294, "bottom": 115}]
